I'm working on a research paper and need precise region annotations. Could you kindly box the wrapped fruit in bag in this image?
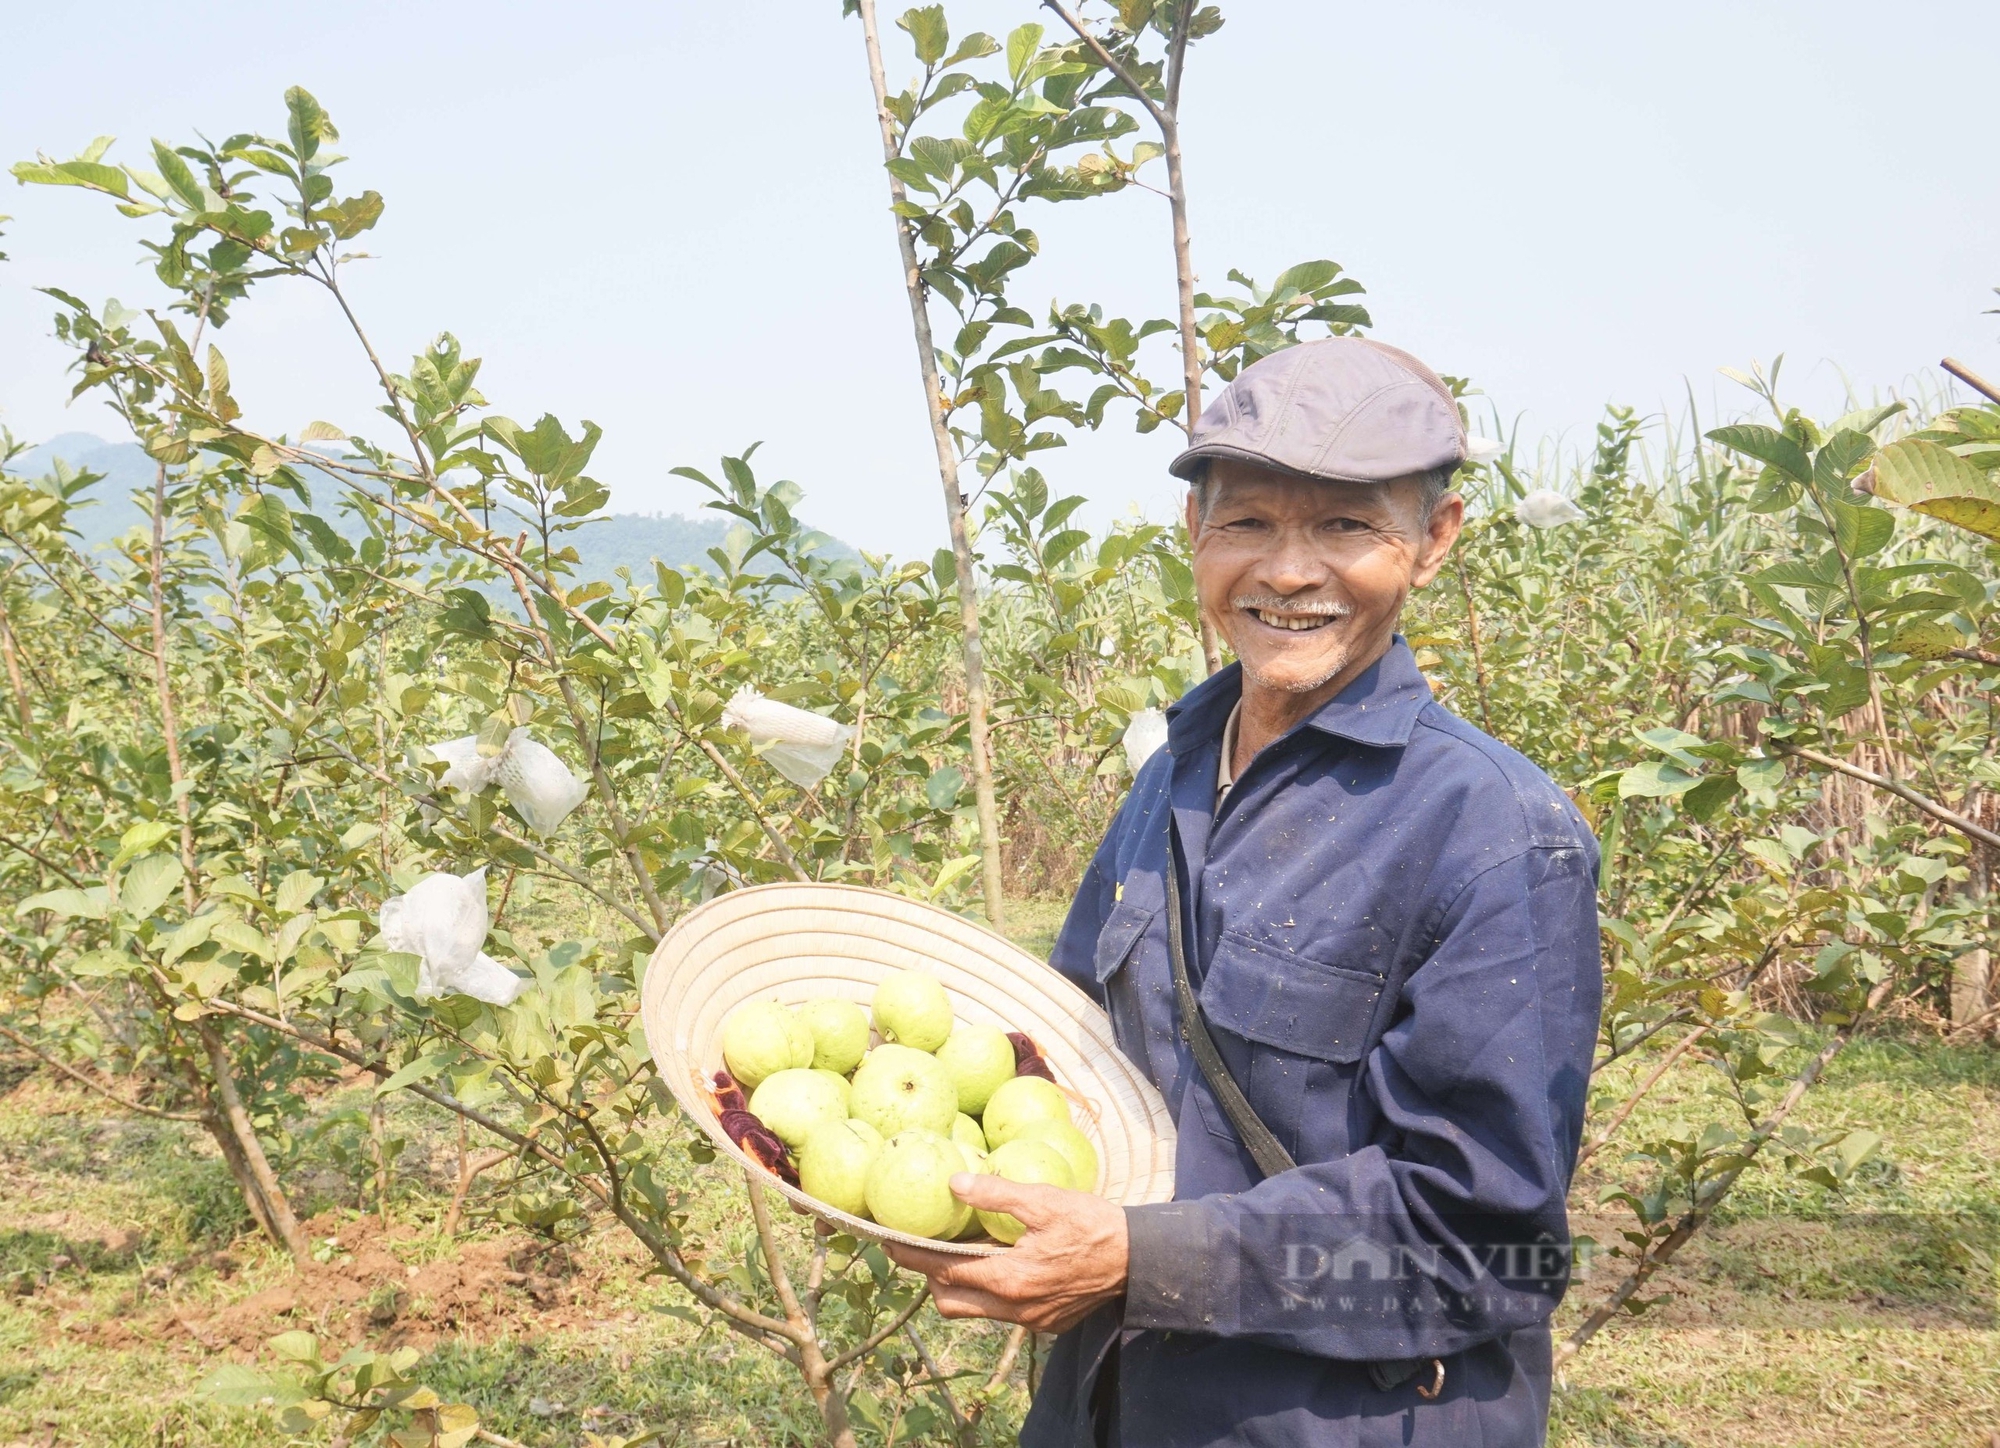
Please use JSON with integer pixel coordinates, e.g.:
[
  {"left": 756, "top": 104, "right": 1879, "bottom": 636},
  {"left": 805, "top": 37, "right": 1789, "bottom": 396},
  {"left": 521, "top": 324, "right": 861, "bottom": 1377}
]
[
  {"left": 721, "top": 687, "right": 854, "bottom": 789},
  {"left": 1515, "top": 489, "right": 1586, "bottom": 529},
  {"left": 1121, "top": 708, "right": 1169, "bottom": 774},
  {"left": 426, "top": 728, "right": 588, "bottom": 835},
  {"left": 488, "top": 731, "right": 590, "bottom": 834},
  {"left": 377, "top": 867, "right": 530, "bottom": 1006}
]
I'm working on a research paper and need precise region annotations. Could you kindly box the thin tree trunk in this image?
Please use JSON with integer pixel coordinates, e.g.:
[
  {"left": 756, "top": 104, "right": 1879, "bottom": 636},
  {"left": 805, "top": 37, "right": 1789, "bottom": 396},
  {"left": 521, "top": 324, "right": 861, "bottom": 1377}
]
[
  {"left": 199, "top": 1020, "right": 310, "bottom": 1263},
  {"left": 444, "top": 1117, "right": 511, "bottom": 1238},
  {"left": 1454, "top": 556, "right": 1493, "bottom": 733},
  {"left": 145, "top": 463, "right": 199, "bottom": 912},
  {"left": 746, "top": 1172, "right": 859, "bottom": 1448},
  {"left": 148, "top": 465, "right": 302, "bottom": 1260},
  {"left": 1046, "top": 0, "right": 1220, "bottom": 678},
  {"left": 205, "top": 1110, "right": 284, "bottom": 1244},
  {"left": 0, "top": 600, "right": 37, "bottom": 743},
  {"left": 1954, "top": 843, "right": 1993, "bottom": 1025},
  {"left": 370, "top": 1096, "right": 392, "bottom": 1226},
  {"left": 1159, "top": 13, "right": 1221, "bottom": 679},
  {"left": 165, "top": 1042, "right": 283, "bottom": 1247},
  {"left": 856, "top": 0, "right": 1005, "bottom": 928},
  {"left": 804, "top": 1342, "right": 860, "bottom": 1448}
]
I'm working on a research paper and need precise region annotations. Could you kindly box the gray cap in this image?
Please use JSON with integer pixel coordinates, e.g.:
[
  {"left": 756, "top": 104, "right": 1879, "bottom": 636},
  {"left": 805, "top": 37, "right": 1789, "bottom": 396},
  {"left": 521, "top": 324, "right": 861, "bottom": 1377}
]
[{"left": 1168, "top": 337, "right": 1466, "bottom": 484}]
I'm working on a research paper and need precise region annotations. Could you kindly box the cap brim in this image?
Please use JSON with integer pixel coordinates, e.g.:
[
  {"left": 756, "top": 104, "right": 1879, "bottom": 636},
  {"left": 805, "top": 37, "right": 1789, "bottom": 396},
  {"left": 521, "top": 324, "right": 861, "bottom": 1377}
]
[{"left": 1169, "top": 441, "right": 1462, "bottom": 486}]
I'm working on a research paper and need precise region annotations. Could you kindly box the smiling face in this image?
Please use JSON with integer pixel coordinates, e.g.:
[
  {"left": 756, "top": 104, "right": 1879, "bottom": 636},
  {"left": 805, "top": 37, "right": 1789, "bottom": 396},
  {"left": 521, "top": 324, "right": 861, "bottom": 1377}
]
[{"left": 1188, "top": 458, "right": 1463, "bottom": 704}]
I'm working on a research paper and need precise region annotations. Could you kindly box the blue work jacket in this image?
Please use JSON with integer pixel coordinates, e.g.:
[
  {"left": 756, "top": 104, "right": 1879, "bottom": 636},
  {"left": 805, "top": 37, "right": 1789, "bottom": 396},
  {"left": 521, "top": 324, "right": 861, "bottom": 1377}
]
[{"left": 1022, "top": 639, "right": 1602, "bottom": 1448}]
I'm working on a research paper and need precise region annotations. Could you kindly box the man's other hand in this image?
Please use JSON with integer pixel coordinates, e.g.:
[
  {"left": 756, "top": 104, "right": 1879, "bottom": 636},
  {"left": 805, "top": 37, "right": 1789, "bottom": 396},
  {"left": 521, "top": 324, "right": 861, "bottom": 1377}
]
[{"left": 882, "top": 1173, "right": 1128, "bottom": 1334}]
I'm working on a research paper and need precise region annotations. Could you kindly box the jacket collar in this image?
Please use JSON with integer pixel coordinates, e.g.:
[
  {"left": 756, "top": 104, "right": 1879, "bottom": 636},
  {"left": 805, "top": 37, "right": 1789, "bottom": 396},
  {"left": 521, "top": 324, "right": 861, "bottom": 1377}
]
[{"left": 1165, "top": 634, "right": 1432, "bottom": 756}]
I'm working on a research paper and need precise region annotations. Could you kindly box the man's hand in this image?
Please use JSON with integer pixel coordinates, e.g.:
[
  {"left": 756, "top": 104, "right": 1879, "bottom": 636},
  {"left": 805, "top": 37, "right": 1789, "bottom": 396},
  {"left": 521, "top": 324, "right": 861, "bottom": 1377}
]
[{"left": 882, "top": 1173, "right": 1128, "bottom": 1334}]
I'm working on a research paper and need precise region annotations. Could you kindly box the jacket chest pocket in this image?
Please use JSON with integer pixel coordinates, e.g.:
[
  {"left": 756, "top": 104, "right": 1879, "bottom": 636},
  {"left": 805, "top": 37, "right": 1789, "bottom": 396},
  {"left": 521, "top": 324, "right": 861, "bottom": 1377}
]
[
  {"left": 1198, "top": 931, "right": 1384, "bottom": 1062},
  {"left": 1093, "top": 899, "right": 1157, "bottom": 985},
  {"left": 1191, "top": 931, "right": 1386, "bottom": 1156},
  {"left": 1091, "top": 899, "right": 1160, "bottom": 1068}
]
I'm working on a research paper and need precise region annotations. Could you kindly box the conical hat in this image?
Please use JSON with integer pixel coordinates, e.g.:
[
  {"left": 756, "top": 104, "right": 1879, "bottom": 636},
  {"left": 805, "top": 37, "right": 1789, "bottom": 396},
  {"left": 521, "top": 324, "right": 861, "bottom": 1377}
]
[{"left": 640, "top": 882, "right": 1177, "bottom": 1256}]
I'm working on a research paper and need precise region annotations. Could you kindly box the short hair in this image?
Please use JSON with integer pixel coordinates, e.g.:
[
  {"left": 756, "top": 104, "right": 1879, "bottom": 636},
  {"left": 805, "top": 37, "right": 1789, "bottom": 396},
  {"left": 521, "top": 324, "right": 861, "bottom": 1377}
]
[{"left": 1189, "top": 463, "right": 1458, "bottom": 526}]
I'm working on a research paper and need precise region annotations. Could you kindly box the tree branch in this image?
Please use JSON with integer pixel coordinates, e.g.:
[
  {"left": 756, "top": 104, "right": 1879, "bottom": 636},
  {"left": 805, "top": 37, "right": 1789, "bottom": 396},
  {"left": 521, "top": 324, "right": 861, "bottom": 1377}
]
[
  {"left": 0, "top": 831, "right": 83, "bottom": 886},
  {"left": 1941, "top": 356, "right": 2000, "bottom": 407},
  {"left": 1556, "top": 971, "right": 1897, "bottom": 1365},
  {"left": 982, "top": 1323, "right": 1031, "bottom": 1395},
  {"left": 1771, "top": 741, "right": 2000, "bottom": 850},
  {"left": 1041, "top": 0, "right": 1219, "bottom": 676},
  {"left": 903, "top": 1323, "right": 970, "bottom": 1441},
  {"left": 1041, "top": 2, "right": 1172, "bottom": 134},
  {"left": 744, "top": 1169, "right": 810, "bottom": 1356},
  {"left": 828, "top": 1284, "right": 932, "bottom": 1372},
  {"left": 0, "top": 1021, "right": 205, "bottom": 1122},
  {"left": 1575, "top": 1025, "right": 1710, "bottom": 1170}
]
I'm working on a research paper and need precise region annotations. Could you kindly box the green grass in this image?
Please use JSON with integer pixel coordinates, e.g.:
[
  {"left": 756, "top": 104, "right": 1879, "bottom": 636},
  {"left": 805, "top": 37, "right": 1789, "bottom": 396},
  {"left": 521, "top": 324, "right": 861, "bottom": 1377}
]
[
  {"left": 1553, "top": 1030, "right": 1999, "bottom": 1446},
  {"left": 994, "top": 897, "right": 1070, "bottom": 964},
  {"left": 1, "top": 924, "right": 1994, "bottom": 1447}
]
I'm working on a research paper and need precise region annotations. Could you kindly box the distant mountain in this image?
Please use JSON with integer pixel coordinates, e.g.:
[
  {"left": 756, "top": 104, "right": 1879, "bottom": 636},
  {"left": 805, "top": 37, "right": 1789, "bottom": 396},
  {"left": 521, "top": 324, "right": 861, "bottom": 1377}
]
[
  {"left": 8, "top": 433, "right": 161, "bottom": 549},
  {"left": 2, "top": 434, "right": 852, "bottom": 579}
]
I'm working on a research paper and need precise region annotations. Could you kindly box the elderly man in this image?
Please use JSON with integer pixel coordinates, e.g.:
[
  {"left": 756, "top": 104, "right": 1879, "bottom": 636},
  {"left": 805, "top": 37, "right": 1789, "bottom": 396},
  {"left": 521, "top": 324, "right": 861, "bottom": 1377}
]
[{"left": 887, "top": 339, "right": 1602, "bottom": 1447}]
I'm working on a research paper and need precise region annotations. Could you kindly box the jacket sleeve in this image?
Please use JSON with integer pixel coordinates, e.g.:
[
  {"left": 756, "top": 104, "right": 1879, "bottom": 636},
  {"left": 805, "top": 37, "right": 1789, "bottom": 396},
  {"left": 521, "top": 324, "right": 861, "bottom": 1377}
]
[{"left": 1121, "top": 840, "right": 1601, "bottom": 1361}]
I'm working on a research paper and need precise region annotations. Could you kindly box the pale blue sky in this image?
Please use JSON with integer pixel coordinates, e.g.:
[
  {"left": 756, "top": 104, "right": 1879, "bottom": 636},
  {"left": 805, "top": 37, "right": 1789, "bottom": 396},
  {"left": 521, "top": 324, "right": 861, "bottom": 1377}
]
[{"left": 4, "top": 1, "right": 1996, "bottom": 556}]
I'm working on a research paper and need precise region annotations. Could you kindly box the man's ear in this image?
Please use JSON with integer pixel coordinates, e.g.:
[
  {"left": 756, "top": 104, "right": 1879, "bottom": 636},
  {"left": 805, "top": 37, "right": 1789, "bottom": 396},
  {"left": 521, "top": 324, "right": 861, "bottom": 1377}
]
[
  {"left": 1184, "top": 487, "right": 1201, "bottom": 543},
  {"left": 1411, "top": 492, "right": 1465, "bottom": 589}
]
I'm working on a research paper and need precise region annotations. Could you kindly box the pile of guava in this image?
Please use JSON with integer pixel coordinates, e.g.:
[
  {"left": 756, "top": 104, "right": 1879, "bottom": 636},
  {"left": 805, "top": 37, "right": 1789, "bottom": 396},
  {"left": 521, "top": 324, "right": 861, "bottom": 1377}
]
[{"left": 716, "top": 969, "right": 1099, "bottom": 1243}]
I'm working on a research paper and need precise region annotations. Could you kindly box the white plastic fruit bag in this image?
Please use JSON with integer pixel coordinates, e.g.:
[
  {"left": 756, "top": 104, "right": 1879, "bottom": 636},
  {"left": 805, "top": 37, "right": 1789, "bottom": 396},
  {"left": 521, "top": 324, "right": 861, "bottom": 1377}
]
[
  {"left": 1515, "top": 489, "right": 1586, "bottom": 529},
  {"left": 1122, "top": 708, "right": 1170, "bottom": 773},
  {"left": 426, "top": 728, "right": 588, "bottom": 835},
  {"left": 377, "top": 867, "right": 530, "bottom": 1006},
  {"left": 427, "top": 734, "right": 494, "bottom": 793},
  {"left": 488, "top": 732, "right": 590, "bottom": 834},
  {"left": 722, "top": 687, "right": 854, "bottom": 789}
]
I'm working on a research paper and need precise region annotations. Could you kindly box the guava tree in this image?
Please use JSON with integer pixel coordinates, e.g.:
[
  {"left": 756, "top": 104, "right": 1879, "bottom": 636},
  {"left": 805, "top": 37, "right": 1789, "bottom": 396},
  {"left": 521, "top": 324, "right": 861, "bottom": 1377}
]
[{"left": 3, "top": 89, "right": 1039, "bottom": 1446}]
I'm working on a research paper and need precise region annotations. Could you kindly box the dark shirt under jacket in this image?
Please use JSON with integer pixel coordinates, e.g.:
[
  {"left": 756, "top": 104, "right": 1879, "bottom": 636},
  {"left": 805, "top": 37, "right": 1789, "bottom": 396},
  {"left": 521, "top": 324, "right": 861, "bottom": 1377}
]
[{"left": 1023, "top": 639, "right": 1602, "bottom": 1448}]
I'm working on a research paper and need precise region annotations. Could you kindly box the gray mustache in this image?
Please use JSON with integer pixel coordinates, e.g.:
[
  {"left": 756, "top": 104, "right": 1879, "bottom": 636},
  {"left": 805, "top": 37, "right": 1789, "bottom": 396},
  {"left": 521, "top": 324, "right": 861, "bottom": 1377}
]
[{"left": 1232, "top": 596, "right": 1351, "bottom": 618}]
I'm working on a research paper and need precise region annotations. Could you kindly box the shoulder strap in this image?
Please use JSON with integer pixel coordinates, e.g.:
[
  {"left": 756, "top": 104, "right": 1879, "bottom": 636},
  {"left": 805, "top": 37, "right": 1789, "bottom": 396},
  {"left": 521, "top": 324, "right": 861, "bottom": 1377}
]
[
  {"left": 1165, "top": 842, "right": 1297, "bottom": 1180},
  {"left": 1166, "top": 831, "right": 1442, "bottom": 1398}
]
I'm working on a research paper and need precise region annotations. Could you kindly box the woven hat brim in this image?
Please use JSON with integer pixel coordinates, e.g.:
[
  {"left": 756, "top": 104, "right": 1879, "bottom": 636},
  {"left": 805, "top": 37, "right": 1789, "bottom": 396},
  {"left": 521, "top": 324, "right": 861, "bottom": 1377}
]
[{"left": 640, "top": 882, "right": 1177, "bottom": 1257}]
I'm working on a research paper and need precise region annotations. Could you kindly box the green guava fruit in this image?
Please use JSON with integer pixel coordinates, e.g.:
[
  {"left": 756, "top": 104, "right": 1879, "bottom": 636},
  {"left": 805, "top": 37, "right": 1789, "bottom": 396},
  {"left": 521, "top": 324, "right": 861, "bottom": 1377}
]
[
  {"left": 949, "top": 1136, "right": 987, "bottom": 1237},
  {"left": 849, "top": 1043, "right": 957, "bottom": 1138},
  {"left": 845, "top": 1117, "right": 884, "bottom": 1150},
  {"left": 951, "top": 1112, "right": 988, "bottom": 1157},
  {"left": 976, "top": 1138, "right": 1073, "bottom": 1245},
  {"left": 722, "top": 999, "right": 812, "bottom": 1089},
  {"left": 980, "top": 1074, "right": 1071, "bottom": 1148},
  {"left": 748, "top": 1068, "right": 849, "bottom": 1149},
  {"left": 798, "top": 1119, "right": 883, "bottom": 1219},
  {"left": 782, "top": 1009, "right": 815, "bottom": 1068},
  {"left": 865, "top": 1129, "right": 971, "bottom": 1239},
  {"left": 935, "top": 1021, "right": 1017, "bottom": 1115},
  {"left": 1012, "top": 1118, "right": 1100, "bottom": 1193},
  {"left": 811, "top": 1068, "right": 853, "bottom": 1115},
  {"left": 871, "top": 969, "right": 953, "bottom": 1052},
  {"left": 797, "top": 998, "right": 871, "bottom": 1075}
]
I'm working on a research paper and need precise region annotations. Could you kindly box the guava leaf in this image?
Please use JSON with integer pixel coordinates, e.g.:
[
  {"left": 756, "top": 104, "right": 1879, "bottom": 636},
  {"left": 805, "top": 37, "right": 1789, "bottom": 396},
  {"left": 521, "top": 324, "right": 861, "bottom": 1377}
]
[
  {"left": 1618, "top": 760, "right": 1703, "bottom": 799},
  {"left": 1869, "top": 438, "right": 2000, "bottom": 542}
]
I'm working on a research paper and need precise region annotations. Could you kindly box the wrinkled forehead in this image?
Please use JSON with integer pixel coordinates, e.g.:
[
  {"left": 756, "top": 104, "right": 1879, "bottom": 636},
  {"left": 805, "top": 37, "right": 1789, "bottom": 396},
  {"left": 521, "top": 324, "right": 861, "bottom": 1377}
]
[{"left": 1203, "top": 459, "right": 1422, "bottom": 517}]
